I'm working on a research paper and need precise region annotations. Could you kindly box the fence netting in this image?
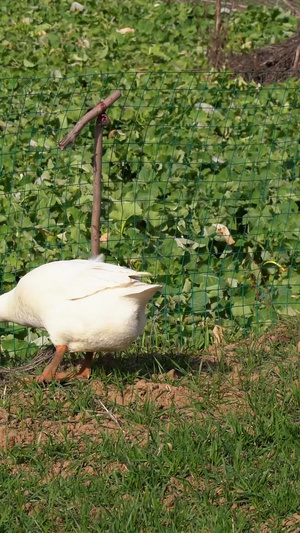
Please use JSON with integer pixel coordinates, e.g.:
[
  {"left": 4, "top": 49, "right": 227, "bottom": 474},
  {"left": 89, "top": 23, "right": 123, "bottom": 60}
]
[{"left": 0, "top": 71, "right": 300, "bottom": 359}]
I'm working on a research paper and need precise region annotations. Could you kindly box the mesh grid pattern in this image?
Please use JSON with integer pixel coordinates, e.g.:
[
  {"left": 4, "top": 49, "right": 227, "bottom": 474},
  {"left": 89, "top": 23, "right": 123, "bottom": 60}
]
[{"left": 0, "top": 71, "right": 300, "bottom": 358}]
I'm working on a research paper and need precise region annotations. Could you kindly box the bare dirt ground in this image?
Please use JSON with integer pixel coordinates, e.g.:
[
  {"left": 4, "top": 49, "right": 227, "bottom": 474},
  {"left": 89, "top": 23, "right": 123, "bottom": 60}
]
[
  {"left": 0, "top": 373, "right": 205, "bottom": 450},
  {"left": 1, "top": 323, "right": 298, "bottom": 452},
  {"left": 209, "top": 29, "right": 300, "bottom": 84},
  {"left": 1, "top": 325, "right": 300, "bottom": 531}
]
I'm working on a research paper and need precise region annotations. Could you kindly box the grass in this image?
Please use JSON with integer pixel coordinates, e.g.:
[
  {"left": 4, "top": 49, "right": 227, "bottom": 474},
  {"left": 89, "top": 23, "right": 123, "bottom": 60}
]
[{"left": 1, "top": 328, "right": 300, "bottom": 532}]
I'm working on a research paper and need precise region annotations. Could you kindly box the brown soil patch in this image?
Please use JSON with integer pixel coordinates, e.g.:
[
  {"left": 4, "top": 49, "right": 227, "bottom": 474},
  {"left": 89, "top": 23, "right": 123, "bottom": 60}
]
[
  {"left": 0, "top": 373, "right": 206, "bottom": 452},
  {"left": 104, "top": 461, "right": 129, "bottom": 474},
  {"left": 0, "top": 407, "right": 9, "bottom": 423},
  {"left": 162, "top": 473, "right": 208, "bottom": 511},
  {"left": 1, "top": 328, "right": 298, "bottom": 454},
  {"left": 0, "top": 407, "right": 146, "bottom": 451},
  {"left": 92, "top": 378, "right": 203, "bottom": 410},
  {"left": 282, "top": 513, "right": 300, "bottom": 532},
  {"left": 253, "top": 325, "right": 295, "bottom": 352},
  {"left": 260, "top": 513, "right": 300, "bottom": 532},
  {"left": 204, "top": 323, "right": 300, "bottom": 361},
  {"left": 6, "top": 456, "right": 129, "bottom": 485},
  {"left": 227, "top": 33, "right": 300, "bottom": 85},
  {"left": 162, "top": 476, "right": 189, "bottom": 511},
  {"left": 209, "top": 30, "right": 300, "bottom": 85},
  {"left": 44, "top": 460, "right": 100, "bottom": 481}
]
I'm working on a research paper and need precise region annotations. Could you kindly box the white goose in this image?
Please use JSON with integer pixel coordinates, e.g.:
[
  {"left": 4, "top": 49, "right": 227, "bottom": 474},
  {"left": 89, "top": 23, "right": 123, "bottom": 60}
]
[{"left": 0, "top": 257, "right": 162, "bottom": 382}]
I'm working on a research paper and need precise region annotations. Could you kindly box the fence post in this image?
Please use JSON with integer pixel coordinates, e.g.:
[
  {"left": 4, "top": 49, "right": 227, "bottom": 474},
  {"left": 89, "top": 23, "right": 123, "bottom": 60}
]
[
  {"left": 58, "top": 90, "right": 122, "bottom": 256},
  {"left": 91, "top": 113, "right": 110, "bottom": 257}
]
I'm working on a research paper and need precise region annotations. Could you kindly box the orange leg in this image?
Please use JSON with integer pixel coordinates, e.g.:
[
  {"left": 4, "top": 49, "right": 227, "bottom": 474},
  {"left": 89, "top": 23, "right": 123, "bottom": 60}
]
[
  {"left": 76, "top": 352, "right": 93, "bottom": 380},
  {"left": 36, "top": 345, "right": 67, "bottom": 383},
  {"left": 53, "top": 352, "right": 93, "bottom": 381}
]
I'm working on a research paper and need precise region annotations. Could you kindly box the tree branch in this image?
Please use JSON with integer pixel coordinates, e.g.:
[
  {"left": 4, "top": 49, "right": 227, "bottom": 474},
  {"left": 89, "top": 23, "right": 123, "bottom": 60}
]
[
  {"left": 91, "top": 114, "right": 110, "bottom": 257},
  {"left": 57, "top": 90, "right": 121, "bottom": 150},
  {"left": 214, "top": 0, "right": 222, "bottom": 41}
]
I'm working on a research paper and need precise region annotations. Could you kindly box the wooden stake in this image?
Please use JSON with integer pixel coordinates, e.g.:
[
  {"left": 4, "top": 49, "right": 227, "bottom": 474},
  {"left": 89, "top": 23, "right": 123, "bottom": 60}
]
[
  {"left": 91, "top": 114, "right": 110, "bottom": 257},
  {"left": 214, "top": 0, "right": 222, "bottom": 41},
  {"left": 58, "top": 90, "right": 121, "bottom": 150},
  {"left": 57, "top": 89, "right": 122, "bottom": 257}
]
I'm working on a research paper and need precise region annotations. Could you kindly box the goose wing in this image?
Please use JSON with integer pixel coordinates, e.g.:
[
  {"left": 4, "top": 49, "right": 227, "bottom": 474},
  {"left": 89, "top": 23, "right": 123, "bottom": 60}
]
[{"left": 63, "top": 260, "right": 151, "bottom": 301}]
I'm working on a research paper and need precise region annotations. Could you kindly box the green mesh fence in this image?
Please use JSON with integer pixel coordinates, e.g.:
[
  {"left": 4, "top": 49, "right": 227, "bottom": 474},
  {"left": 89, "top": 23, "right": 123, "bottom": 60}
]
[{"left": 0, "top": 71, "right": 300, "bottom": 360}]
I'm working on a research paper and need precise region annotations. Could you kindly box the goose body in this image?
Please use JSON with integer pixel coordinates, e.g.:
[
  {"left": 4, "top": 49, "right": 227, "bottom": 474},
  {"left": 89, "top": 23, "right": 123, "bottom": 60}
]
[{"left": 0, "top": 257, "right": 162, "bottom": 381}]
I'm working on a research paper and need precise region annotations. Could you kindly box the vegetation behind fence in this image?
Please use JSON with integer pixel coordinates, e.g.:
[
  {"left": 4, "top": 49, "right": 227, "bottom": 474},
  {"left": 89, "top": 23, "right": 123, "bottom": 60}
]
[{"left": 0, "top": 70, "right": 300, "bottom": 359}]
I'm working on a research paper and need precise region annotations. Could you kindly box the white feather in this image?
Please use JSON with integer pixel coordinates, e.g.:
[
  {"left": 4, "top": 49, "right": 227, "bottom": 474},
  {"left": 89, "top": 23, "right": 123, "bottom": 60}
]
[{"left": 0, "top": 259, "right": 162, "bottom": 353}]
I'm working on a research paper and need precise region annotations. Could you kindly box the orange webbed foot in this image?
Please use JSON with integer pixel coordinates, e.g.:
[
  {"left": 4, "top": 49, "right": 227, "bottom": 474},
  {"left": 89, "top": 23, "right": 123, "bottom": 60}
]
[{"left": 35, "top": 345, "right": 68, "bottom": 383}]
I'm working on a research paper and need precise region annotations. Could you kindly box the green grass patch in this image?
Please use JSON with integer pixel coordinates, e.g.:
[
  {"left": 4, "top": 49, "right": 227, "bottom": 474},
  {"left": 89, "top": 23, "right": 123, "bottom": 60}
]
[{"left": 1, "top": 329, "right": 300, "bottom": 531}]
